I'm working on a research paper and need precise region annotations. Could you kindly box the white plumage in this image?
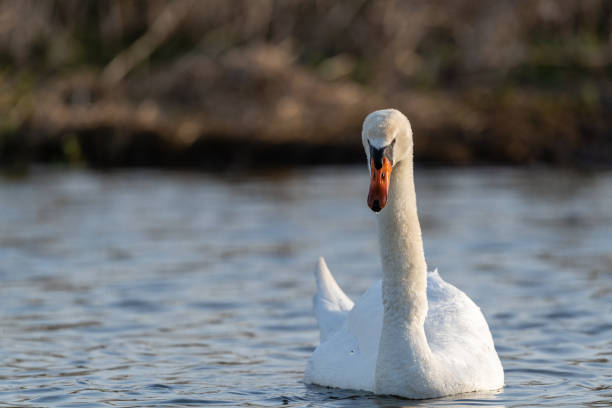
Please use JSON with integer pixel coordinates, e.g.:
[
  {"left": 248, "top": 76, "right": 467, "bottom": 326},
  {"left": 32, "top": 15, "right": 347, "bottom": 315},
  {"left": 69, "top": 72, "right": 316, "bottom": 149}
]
[
  {"left": 306, "top": 262, "right": 503, "bottom": 396},
  {"left": 304, "top": 109, "right": 504, "bottom": 399}
]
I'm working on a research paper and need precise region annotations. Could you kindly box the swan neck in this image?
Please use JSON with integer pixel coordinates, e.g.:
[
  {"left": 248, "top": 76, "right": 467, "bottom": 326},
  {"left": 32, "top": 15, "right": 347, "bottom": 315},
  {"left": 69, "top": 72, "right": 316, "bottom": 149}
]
[
  {"left": 377, "top": 159, "right": 428, "bottom": 323},
  {"left": 375, "top": 158, "right": 432, "bottom": 395}
]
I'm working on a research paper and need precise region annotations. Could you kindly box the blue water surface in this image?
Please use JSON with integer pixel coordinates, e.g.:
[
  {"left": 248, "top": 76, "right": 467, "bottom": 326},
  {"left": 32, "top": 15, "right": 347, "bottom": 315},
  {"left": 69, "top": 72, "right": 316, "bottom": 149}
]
[{"left": 0, "top": 166, "right": 611, "bottom": 407}]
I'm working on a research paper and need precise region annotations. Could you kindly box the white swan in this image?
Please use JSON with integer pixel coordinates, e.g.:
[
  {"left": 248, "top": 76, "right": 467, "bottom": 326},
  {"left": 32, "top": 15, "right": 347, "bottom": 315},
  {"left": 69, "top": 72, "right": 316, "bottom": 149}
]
[{"left": 304, "top": 109, "right": 504, "bottom": 399}]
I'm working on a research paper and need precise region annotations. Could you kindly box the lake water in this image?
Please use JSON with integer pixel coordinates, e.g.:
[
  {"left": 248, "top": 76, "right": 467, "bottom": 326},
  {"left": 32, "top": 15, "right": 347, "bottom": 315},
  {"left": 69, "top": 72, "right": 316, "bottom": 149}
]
[{"left": 0, "top": 166, "right": 611, "bottom": 407}]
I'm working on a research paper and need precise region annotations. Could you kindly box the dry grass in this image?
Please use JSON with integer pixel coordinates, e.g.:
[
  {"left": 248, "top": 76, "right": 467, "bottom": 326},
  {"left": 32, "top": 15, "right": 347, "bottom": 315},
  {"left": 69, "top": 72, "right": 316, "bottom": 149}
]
[{"left": 1, "top": 0, "right": 611, "bottom": 167}]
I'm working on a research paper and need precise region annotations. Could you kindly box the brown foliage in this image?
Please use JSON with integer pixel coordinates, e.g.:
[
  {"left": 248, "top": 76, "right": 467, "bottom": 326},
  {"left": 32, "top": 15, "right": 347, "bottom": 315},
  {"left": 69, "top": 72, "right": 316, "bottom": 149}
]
[{"left": 1, "top": 0, "right": 611, "bottom": 167}]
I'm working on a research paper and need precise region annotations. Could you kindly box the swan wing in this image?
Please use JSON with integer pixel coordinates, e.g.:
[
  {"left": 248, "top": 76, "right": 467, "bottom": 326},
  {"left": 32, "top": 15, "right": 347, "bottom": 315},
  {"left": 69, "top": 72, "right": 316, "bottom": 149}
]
[
  {"left": 313, "top": 257, "right": 354, "bottom": 342},
  {"left": 305, "top": 279, "right": 381, "bottom": 392},
  {"left": 425, "top": 270, "right": 504, "bottom": 389},
  {"left": 426, "top": 269, "right": 496, "bottom": 352},
  {"left": 306, "top": 271, "right": 503, "bottom": 393}
]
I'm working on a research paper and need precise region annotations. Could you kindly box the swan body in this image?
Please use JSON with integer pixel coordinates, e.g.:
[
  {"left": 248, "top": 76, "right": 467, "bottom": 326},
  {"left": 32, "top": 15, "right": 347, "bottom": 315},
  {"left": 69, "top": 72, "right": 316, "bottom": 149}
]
[{"left": 304, "top": 109, "right": 504, "bottom": 399}]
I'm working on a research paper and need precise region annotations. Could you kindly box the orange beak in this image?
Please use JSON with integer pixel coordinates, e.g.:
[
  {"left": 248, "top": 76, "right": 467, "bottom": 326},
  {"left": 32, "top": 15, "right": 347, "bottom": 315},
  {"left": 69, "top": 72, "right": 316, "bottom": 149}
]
[{"left": 367, "top": 157, "right": 392, "bottom": 212}]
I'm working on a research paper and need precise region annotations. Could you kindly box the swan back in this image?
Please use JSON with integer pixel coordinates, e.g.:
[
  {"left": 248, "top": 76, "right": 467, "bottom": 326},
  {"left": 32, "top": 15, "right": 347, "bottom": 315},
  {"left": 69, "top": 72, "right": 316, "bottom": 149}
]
[{"left": 305, "top": 271, "right": 504, "bottom": 397}]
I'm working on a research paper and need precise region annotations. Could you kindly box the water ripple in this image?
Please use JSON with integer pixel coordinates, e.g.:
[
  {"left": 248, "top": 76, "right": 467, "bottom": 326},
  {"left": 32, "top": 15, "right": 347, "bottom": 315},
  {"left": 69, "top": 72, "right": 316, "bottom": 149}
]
[{"left": 0, "top": 167, "right": 611, "bottom": 407}]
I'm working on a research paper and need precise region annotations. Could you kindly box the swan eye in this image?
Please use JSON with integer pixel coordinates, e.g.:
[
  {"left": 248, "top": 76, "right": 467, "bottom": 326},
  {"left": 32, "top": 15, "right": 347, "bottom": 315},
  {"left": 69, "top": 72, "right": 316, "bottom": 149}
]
[{"left": 382, "top": 172, "right": 385, "bottom": 180}]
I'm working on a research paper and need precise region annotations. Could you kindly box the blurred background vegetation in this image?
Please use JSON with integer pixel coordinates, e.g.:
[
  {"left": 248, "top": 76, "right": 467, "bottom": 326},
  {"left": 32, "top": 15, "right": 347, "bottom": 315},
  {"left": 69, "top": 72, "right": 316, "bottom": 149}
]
[{"left": 1, "top": 0, "right": 611, "bottom": 170}]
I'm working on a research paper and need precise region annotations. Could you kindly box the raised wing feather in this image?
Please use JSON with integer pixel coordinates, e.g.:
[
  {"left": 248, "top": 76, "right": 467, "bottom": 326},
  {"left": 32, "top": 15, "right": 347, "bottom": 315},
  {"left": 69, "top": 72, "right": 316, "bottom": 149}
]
[{"left": 313, "top": 257, "right": 354, "bottom": 342}]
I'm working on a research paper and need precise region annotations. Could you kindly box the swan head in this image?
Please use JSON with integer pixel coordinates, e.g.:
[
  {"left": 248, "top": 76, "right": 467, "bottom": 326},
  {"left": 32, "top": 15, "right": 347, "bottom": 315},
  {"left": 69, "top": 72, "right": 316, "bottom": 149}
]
[{"left": 361, "top": 109, "right": 413, "bottom": 212}]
